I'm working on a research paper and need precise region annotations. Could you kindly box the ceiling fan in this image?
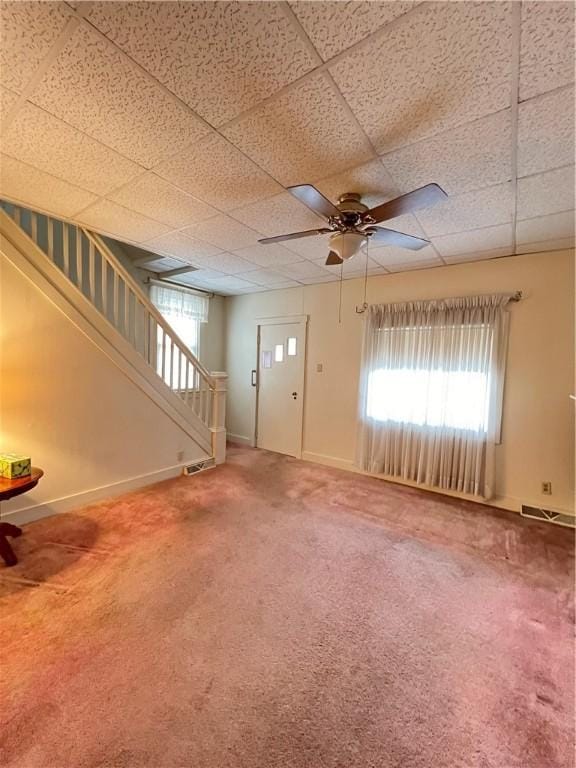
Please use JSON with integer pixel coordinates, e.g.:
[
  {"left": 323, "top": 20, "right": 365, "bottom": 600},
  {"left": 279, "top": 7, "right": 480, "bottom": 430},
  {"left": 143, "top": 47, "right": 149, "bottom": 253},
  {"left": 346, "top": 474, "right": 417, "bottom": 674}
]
[{"left": 258, "top": 183, "right": 447, "bottom": 265}]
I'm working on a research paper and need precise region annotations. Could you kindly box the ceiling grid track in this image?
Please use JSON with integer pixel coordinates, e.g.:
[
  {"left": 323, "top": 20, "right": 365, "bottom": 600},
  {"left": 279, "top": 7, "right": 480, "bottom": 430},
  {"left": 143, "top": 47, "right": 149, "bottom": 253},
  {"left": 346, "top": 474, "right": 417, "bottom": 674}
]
[{"left": 509, "top": 0, "right": 523, "bottom": 255}]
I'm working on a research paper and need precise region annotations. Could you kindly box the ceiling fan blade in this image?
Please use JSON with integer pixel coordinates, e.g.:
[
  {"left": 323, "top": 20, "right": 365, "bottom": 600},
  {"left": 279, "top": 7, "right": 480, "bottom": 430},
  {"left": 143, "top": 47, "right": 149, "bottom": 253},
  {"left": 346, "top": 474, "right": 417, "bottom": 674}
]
[
  {"left": 366, "top": 227, "right": 430, "bottom": 250},
  {"left": 287, "top": 184, "right": 341, "bottom": 221},
  {"left": 364, "top": 183, "right": 447, "bottom": 224},
  {"left": 325, "top": 250, "right": 343, "bottom": 266},
  {"left": 258, "top": 228, "right": 331, "bottom": 245}
]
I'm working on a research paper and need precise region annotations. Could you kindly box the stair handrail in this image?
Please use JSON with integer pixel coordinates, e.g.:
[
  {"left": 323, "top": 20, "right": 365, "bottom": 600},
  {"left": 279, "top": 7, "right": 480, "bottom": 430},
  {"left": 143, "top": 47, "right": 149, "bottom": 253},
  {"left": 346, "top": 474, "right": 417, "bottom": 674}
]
[{"left": 81, "top": 228, "right": 215, "bottom": 389}]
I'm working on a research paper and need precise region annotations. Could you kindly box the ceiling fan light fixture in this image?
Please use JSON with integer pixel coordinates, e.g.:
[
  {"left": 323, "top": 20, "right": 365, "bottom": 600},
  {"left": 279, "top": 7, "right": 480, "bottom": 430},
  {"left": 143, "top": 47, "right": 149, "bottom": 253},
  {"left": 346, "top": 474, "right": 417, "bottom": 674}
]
[{"left": 329, "top": 231, "right": 367, "bottom": 261}]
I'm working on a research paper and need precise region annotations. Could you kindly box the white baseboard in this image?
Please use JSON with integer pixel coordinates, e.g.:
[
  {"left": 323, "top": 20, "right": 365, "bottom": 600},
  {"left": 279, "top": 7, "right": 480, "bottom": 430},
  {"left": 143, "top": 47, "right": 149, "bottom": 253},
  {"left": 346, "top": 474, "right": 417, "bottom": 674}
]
[
  {"left": 227, "top": 433, "right": 254, "bottom": 447},
  {"left": 301, "top": 451, "right": 575, "bottom": 517},
  {"left": 0, "top": 463, "right": 200, "bottom": 526}
]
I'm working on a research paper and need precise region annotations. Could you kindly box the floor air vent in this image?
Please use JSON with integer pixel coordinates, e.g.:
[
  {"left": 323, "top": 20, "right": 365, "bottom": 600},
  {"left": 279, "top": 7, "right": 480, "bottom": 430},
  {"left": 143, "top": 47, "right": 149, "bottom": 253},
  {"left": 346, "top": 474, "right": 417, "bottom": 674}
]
[
  {"left": 521, "top": 505, "right": 575, "bottom": 529},
  {"left": 182, "top": 459, "right": 216, "bottom": 476}
]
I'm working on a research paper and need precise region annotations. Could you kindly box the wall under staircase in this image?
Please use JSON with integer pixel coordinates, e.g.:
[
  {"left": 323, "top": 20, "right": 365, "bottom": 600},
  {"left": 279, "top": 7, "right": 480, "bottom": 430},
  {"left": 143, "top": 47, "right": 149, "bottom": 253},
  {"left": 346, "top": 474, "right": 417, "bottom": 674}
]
[{"left": 0, "top": 203, "right": 227, "bottom": 524}]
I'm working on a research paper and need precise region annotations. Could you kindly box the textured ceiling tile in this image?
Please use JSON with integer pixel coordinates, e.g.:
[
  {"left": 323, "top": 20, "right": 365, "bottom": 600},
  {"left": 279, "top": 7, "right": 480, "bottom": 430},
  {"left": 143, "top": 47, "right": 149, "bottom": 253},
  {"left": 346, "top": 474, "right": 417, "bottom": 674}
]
[
  {"left": 78, "top": 200, "right": 170, "bottom": 242},
  {"left": 442, "top": 248, "right": 510, "bottom": 264},
  {"left": 381, "top": 110, "right": 512, "bottom": 196},
  {"left": 517, "top": 87, "right": 575, "bottom": 177},
  {"left": 203, "top": 276, "right": 260, "bottom": 291},
  {"left": 519, "top": 1, "right": 575, "bottom": 101},
  {"left": 138, "top": 257, "right": 185, "bottom": 272},
  {"left": 330, "top": 2, "right": 512, "bottom": 153},
  {"left": 222, "top": 73, "right": 373, "bottom": 186},
  {"left": 289, "top": 0, "right": 416, "bottom": 61},
  {"left": 143, "top": 231, "right": 223, "bottom": 266},
  {"left": 1, "top": 102, "right": 141, "bottom": 196},
  {"left": 275, "top": 260, "right": 332, "bottom": 280},
  {"left": 369, "top": 243, "right": 438, "bottom": 267},
  {"left": 231, "top": 192, "right": 324, "bottom": 237},
  {"left": 181, "top": 215, "right": 261, "bottom": 251},
  {"left": 176, "top": 268, "right": 227, "bottom": 284},
  {"left": 517, "top": 166, "right": 575, "bottom": 220},
  {"left": 239, "top": 268, "right": 291, "bottom": 286},
  {"left": 517, "top": 236, "right": 575, "bottom": 254},
  {"left": 233, "top": 244, "right": 301, "bottom": 269},
  {"left": 431, "top": 224, "right": 513, "bottom": 258},
  {"left": 198, "top": 252, "right": 257, "bottom": 275},
  {"left": 86, "top": 1, "right": 317, "bottom": 126},
  {"left": 315, "top": 159, "right": 398, "bottom": 209},
  {"left": 0, "top": 153, "right": 97, "bottom": 218},
  {"left": 516, "top": 210, "right": 575, "bottom": 245},
  {"left": 110, "top": 173, "right": 217, "bottom": 229},
  {"left": 155, "top": 133, "right": 282, "bottom": 211},
  {"left": 282, "top": 234, "right": 332, "bottom": 261},
  {"left": 386, "top": 258, "right": 443, "bottom": 272},
  {"left": 0, "top": 86, "right": 19, "bottom": 122},
  {"left": 0, "top": 1, "right": 71, "bottom": 93},
  {"left": 298, "top": 274, "right": 340, "bottom": 284},
  {"left": 417, "top": 183, "right": 513, "bottom": 237},
  {"left": 30, "top": 23, "right": 209, "bottom": 167}
]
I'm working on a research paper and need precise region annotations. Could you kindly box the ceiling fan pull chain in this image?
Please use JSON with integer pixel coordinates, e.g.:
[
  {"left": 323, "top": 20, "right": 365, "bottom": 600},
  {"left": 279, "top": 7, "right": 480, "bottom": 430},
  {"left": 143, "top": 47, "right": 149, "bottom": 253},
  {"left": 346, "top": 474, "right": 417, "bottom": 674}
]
[
  {"left": 355, "top": 238, "right": 369, "bottom": 314},
  {"left": 338, "top": 260, "right": 343, "bottom": 324}
]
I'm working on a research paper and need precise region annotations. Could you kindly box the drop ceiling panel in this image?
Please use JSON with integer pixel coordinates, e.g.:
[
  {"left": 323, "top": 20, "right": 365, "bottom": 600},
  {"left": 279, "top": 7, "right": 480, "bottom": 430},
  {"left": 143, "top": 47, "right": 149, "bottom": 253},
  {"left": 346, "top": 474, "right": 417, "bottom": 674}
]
[
  {"left": 0, "top": 1, "right": 71, "bottom": 93},
  {"left": 519, "top": 1, "right": 575, "bottom": 101},
  {"left": 517, "top": 237, "right": 575, "bottom": 254},
  {"left": 78, "top": 200, "right": 170, "bottom": 243},
  {"left": 86, "top": 1, "right": 318, "bottom": 126},
  {"left": 0, "top": 86, "right": 19, "bottom": 121},
  {"left": 1, "top": 102, "right": 141, "bottom": 196},
  {"left": 233, "top": 244, "right": 301, "bottom": 269},
  {"left": 369, "top": 244, "right": 438, "bottom": 268},
  {"left": 222, "top": 73, "right": 373, "bottom": 186},
  {"left": 516, "top": 210, "right": 575, "bottom": 245},
  {"left": 275, "top": 260, "right": 332, "bottom": 281},
  {"left": 239, "top": 268, "right": 291, "bottom": 286},
  {"left": 176, "top": 268, "right": 227, "bottom": 285},
  {"left": 386, "top": 258, "right": 442, "bottom": 272},
  {"left": 314, "top": 256, "right": 383, "bottom": 277},
  {"left": 181, "top": 216, "right": 261, "bottom": 252},
  {"left": 517, "top": 166, "right": 575, "bottom": 220},
  {"left": 517, "top": 87, "right": 575, "bottom": 177},
  {"left": 139, "top": 257, "right": 184, "bottom": 272},
  {"left": 201, "top": 275, "right": 261, "bottom": 294},
  {"left": 431, "top": 224, "right": 514, "bottom": 258},
  {"left": 143, "top": 231, "right": 223, "bottom": 266},
  {"left": 381, "top": 110, "right": 512, "bottom": 196},
  {"left": 314, "top": 159, "right": 398, "bottom": 209},
  {"left": 110, "top": 173, "right": 218, "bottom": 229},
  {"left": 0, "top": 154, "right": 97, "bottom": 219},
  {"left": 198, "top": 252, "right": 257, "bottom": 275},
  {"left": 30, "top": 23, "right": 210, "bottom": 167},
  {"left": 330, "top": 2, "right": 512, "bottom": 154},
  {"left": 282, "top": 235, "right": 332, "bottom": 261},
  {"left": 231, "top": 192, "right": 323, "bottom": 237},
  {"left": 442, "top": 248, "right": 510, "bottom": 264},
  {"left": 417, "top": 183, "right": 513, "bottom": 237},
  {"left": 155, "top": 133, "right": 282, "bottom": 211},
  {"left": 289, "top": 0, "right": 417, "bottom": 61}
]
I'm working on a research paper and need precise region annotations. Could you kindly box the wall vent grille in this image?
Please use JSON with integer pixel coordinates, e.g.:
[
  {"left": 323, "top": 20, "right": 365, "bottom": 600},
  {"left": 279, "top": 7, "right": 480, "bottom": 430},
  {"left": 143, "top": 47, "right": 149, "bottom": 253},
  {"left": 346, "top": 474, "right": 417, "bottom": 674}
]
[{"left": 521, "top": 505, "right": 575, "bottom": 529}]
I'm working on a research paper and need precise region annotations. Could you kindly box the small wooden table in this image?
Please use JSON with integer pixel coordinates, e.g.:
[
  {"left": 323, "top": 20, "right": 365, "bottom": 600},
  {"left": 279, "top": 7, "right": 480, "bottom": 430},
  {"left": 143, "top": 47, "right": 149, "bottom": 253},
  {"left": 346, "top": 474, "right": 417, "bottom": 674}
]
[{"left": 0, "top": 468, "right": 43, "bottom": 567}]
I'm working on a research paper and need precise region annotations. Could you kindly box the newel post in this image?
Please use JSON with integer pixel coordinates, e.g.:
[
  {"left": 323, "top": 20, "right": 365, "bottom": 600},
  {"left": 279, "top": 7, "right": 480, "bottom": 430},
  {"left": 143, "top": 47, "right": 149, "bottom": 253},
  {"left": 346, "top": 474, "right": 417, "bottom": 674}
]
[{"left": 210, "top": 372, "right": 228, "bottom": 464}]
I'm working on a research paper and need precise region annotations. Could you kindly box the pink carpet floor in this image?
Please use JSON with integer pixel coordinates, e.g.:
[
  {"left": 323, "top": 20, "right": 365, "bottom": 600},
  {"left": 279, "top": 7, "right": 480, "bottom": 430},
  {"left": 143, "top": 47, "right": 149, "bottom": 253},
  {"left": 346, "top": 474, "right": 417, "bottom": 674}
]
[{"left": 0, "top": 444, "right": 574, "bottom": 768}]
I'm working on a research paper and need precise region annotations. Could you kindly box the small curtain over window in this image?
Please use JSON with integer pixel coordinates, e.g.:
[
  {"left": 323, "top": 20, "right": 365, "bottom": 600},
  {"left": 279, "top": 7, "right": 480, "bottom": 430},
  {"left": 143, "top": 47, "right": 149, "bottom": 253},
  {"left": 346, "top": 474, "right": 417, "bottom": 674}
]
[
  {"left": 357, "top": 294, "right": 513, "bottom": 499},
  {"left": 150, "top": 284, "right": 208, "bottom": 387}
]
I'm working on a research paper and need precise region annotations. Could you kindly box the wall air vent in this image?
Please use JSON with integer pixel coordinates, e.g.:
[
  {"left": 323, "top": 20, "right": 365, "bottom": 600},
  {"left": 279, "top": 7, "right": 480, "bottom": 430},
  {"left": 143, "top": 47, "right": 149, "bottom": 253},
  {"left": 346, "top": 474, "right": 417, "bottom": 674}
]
[
  {"left": 521, "top": 505, "right": 575, "bottom": 529},
  {"left": 182, "top": 459, "right": 216, "bottom": 476}
]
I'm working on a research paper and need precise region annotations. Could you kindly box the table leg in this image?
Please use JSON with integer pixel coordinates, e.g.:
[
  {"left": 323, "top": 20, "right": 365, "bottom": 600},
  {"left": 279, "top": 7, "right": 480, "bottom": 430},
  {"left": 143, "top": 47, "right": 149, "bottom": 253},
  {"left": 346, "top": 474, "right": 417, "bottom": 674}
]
[{"left": 0, "top": 523, "right": 22, "bottom": 567}]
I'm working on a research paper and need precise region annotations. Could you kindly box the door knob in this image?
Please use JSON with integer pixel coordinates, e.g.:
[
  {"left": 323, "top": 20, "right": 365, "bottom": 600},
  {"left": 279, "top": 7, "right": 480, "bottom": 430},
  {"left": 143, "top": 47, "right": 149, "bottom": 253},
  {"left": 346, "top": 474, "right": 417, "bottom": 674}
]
[{"left": 292, "top": 392, "right": 297, "bottom": 399}]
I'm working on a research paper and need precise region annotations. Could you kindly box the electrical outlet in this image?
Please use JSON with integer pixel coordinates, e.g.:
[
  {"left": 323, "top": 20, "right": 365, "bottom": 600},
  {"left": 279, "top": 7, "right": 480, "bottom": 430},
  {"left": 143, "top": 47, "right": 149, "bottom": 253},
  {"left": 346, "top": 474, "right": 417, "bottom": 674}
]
[
  {"left": 316, "top": 363, "right": 323, "bottom": 373},
  {"left": 541, "top": 481, "right": 552, "bottom": 495}
]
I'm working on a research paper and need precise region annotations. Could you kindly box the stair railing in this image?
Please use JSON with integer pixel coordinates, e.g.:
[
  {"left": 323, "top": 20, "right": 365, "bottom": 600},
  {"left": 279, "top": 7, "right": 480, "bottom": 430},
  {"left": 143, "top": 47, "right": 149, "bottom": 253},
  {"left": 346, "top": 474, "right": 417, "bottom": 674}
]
[{"left": 1, "top": 202, "right": 218, "bottom": 432}]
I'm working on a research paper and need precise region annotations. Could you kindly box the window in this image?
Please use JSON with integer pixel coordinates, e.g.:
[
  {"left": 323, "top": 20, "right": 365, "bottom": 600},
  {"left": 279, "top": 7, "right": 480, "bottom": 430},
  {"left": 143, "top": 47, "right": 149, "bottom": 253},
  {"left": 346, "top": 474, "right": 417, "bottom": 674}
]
[
  {"left": 366, "top": 325, "right": 490, "bottom": 432},
  {"left": 287, "top": 337, "right": 297, "bottom": 356},
  {"left": 150, "top": 284, "right": 208, "bottom": 389},
  {"left": 274, "top": 344, "right": 284, "bottom": 362},
  {"left": 358, "top": 295, "right": 512, "bottom": 499}
]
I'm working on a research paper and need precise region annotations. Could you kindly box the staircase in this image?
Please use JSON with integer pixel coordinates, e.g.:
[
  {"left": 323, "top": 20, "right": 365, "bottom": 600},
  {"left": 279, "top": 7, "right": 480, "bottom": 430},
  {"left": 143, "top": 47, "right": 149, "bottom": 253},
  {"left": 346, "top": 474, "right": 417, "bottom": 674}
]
[{"left": 0, "top": 201, "right": 226, "bottom": 465}]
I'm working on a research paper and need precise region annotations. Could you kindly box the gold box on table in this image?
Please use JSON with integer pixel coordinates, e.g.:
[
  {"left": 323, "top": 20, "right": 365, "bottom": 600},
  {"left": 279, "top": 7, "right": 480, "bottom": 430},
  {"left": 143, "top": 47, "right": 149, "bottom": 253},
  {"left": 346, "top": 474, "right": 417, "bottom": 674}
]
[{"left": 0, "top": 454, "right": 31, "bottom": 479}]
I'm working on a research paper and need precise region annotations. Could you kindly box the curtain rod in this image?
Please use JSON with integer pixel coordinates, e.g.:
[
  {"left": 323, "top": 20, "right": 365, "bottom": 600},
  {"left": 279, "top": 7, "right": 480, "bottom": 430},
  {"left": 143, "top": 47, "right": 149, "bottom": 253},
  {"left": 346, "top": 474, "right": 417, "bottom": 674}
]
[{"left": 146, "top": 277, "right": 214, "bottom": 299}]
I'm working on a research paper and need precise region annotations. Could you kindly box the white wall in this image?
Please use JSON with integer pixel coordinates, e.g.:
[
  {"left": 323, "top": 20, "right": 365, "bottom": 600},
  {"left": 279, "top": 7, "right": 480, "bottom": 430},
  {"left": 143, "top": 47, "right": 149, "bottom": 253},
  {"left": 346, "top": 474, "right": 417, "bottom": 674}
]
[
  {"left": 225, "top": 249, "right": 575, "bottom": 514},
  {"left": 0, "top": 257, "right": 210, "bottom": 522}
]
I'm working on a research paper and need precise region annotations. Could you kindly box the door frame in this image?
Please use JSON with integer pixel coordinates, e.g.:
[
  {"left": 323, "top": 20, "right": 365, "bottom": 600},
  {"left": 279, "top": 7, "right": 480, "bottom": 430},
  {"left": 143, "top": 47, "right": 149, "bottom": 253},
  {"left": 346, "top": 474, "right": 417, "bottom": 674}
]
[{"left": 254, "top": 314, "right": 308, "bottom": 457}]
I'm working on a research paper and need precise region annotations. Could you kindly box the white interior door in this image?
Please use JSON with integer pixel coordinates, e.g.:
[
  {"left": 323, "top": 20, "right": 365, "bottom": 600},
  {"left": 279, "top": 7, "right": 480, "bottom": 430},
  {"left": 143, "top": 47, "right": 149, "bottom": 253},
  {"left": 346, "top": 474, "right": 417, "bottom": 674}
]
[{"left": 257, "top": 321, "right": 306, "bottom": 457}]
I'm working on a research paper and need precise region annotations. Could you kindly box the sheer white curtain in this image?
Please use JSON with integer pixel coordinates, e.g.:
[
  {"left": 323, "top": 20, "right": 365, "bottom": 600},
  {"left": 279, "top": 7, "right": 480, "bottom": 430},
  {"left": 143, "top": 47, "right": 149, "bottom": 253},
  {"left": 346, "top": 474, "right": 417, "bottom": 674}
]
[
  {"left": 150, "top": 284, "right": 208, "bottom": 387},
  {"left": 357, "top": 294, "right": 513, "bottom": 499}
]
